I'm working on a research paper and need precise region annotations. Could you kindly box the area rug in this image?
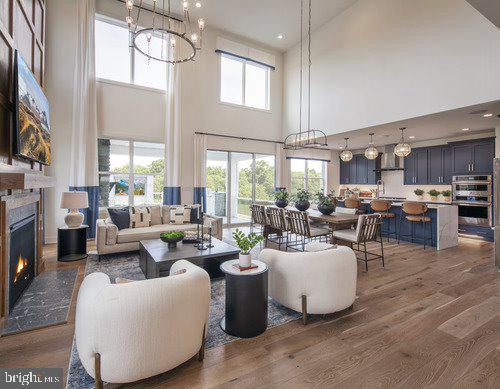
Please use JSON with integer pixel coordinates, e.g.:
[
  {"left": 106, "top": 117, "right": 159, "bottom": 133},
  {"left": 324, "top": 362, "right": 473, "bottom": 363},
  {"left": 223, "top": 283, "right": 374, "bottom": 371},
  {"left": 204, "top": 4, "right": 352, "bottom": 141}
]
[
  {"left": 2, "top": 268, "right": 78, "bottom": 336},
  {"left": 66, "top": 252, "right": 300, "bottom": 388}
]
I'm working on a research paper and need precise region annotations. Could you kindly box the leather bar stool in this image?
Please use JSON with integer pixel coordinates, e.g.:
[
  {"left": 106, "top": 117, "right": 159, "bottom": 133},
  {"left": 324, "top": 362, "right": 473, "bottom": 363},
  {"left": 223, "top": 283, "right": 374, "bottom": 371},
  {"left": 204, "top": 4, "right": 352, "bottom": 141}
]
[
  {"left": 398, "top": 202, "right": 433, "bottom": 249},
  {"left": 370, "top": 199, "right": 397, "bottom": 241},
  {"left": 344, "top": 198, "right": 363, "bottom": 213}
]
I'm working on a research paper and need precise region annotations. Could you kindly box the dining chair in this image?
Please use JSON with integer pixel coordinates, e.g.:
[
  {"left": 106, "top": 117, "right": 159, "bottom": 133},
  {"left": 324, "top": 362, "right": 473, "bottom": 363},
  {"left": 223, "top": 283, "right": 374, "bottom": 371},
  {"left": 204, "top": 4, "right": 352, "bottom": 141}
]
[
  {"left": 285, "top": 210, "right": 331, "bottom": 251},
  {"left": 370, "top": 199, "right": 397, "bottom": 241},
  {"left": 331, "top": 214, "right": 384, "bottom": 271},
  {"left": 250, "top": 204, "right": 268, "bottom": 235},
  {"left": 265, "top": 207, "right": 288, "bottom": 250},
  {"left": 398, "top": 202, "right": 433, "bottom": 249}
]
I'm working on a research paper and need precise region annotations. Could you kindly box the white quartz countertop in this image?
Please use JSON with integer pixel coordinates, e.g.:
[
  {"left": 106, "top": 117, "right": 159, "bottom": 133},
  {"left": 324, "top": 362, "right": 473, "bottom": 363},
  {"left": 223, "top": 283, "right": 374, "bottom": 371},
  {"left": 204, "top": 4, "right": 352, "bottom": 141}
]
[{"left": 338, "top": 197, "right": 454, "bottom": 209}]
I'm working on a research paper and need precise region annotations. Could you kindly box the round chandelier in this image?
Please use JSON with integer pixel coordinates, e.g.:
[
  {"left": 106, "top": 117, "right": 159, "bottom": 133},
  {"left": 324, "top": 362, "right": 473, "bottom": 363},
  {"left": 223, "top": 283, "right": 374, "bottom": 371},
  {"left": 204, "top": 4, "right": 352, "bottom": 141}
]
[
  {"left": 125, "top": 0, "right": 205, "bottom": 64},
  {"left": 394, "top": 127, "right": 412, "bottom": 157},
  {"left": 364, "top": 132, "right": 379, "bottom": 160},
  {"left": 340, "top": 138, "right": 353, "bottom": 162}
]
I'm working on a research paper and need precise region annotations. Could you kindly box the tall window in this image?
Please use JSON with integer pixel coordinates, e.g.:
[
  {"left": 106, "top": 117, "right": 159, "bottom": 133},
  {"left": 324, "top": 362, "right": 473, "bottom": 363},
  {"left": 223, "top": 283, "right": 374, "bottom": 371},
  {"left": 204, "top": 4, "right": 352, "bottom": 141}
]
[
  {"left": 220, "top": 53, "right": 270, "bottom": 110},
  {"left": 98, "top": 139, "right": 165, "bottom": 207},
  {"left": 95, "top": 17, "right": 168, "bottom": 90},
  {"left": 290, "top": 158, "right": 327, "bottom": 195}
]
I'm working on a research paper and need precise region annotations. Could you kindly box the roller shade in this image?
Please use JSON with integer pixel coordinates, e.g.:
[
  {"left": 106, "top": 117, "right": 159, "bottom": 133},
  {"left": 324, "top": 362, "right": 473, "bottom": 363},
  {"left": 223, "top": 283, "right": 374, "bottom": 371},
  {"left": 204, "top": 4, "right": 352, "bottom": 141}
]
[{"left": 215, "top": 37, "right": 276, "bottom": 70}]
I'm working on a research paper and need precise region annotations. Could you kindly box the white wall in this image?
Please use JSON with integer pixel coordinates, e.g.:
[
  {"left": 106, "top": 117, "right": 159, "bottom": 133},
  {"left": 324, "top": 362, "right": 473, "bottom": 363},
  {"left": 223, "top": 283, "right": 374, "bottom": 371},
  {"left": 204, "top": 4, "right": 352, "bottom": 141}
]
[{"left": 283, "top": 0, "right": 500, "bottom": 137}]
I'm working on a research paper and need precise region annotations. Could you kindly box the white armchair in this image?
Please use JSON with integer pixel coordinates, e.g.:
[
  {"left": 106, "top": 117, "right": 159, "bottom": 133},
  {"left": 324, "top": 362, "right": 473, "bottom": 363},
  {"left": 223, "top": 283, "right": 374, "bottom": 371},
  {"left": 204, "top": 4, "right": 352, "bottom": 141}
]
[
  {"left": 75, "top": 260, "right": 210, "bottom": 387},
  {"left": 259, "top": 246, "right": 357, "bottom": 324}
]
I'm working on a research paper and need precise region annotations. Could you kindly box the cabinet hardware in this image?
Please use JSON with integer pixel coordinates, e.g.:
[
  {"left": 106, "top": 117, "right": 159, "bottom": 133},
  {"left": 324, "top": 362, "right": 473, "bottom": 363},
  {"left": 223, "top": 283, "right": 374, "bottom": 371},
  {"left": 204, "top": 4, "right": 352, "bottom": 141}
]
[{"left": 471, "top": 163, "right": 474, "bottom": 171}]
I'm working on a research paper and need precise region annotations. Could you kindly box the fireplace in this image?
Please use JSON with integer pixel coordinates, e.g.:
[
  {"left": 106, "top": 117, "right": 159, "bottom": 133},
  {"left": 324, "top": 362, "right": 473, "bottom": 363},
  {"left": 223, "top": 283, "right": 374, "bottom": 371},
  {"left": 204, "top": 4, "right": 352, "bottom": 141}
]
[{"left": 9, "top": 215, "right": 36, "bottom": 312}]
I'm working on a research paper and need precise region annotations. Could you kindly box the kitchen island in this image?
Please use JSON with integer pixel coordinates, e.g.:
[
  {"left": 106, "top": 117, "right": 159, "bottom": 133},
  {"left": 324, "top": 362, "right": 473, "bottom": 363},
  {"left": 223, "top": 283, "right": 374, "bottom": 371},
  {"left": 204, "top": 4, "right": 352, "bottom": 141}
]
[{"left": 337, "top": 199, "right": 458, "bottom": 250}]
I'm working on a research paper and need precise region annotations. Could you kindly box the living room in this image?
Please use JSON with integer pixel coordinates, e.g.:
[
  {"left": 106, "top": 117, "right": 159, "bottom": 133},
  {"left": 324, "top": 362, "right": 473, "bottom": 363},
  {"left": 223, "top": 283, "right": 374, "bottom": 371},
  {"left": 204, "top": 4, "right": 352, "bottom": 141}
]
[{"left": 0, "top": 0, "right": 498, "bottom": 388}]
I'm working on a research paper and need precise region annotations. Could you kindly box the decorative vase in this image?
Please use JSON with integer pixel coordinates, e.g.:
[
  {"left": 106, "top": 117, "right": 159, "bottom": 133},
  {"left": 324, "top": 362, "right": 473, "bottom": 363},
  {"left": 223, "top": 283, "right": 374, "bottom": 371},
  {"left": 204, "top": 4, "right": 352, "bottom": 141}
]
[
  {"left": 443, "top": 196, "right": 451, "bottom": 203},
  {"left": 275, "top": 199, "right": 288, "bottom": 208},
  {"left": 64, "top": 209, "right": 84, "bottom": 228},
  {"left": 295, "top": 200, "right": 310, "bottom": 212},
  {"left": 317, "top": 204, "right": 335, "bottom": 215},
  {"left": 430, "top": 196, "right": 438, "bottom": 202},
  {"left": 239, "top": 253, "right": 252, "bottom": 268}
]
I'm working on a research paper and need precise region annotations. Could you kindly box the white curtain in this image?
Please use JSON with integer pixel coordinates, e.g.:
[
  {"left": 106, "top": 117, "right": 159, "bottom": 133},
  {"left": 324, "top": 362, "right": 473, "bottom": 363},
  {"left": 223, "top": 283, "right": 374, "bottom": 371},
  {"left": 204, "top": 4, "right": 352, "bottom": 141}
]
[
  {"left": 193, "top": 133, "right": 207, "bottom": 210},
  {"left": 69, "top": 0, "right": 99, "bottom": 237}
]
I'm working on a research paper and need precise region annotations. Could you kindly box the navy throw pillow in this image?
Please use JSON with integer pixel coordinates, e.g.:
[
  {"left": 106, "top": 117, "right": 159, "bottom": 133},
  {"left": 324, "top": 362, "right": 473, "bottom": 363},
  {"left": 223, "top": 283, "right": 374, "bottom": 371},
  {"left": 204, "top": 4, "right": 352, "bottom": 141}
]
[{"left": 108, "top": 207, "right": 130, "bottom": 230}]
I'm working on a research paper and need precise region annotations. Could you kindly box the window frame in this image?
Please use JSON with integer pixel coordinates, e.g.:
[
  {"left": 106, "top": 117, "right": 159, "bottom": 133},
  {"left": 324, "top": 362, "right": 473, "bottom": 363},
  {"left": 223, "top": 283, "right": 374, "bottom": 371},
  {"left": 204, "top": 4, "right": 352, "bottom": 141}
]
[
  {"left": 95, "top": 14, "right": 168, "bottom": 92},
  {"left": 290, "top": 158, "right": 328, "bottom": 194},
  {"left": 218, "top": 53, "right": 271, "bottom": 112}
]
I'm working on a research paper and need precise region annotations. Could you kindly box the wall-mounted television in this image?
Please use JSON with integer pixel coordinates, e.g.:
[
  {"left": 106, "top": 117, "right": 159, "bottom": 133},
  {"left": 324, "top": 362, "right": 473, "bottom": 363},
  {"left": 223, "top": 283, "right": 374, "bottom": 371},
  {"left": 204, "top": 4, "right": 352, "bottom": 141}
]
[{"left": 13, "top": 51, "right": 51, "bottom": 165}]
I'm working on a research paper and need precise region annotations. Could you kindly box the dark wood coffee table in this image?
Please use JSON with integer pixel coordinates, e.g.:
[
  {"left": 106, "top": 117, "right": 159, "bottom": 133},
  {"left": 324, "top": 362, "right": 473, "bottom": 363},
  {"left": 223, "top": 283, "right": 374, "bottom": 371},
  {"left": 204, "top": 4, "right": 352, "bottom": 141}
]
[{"left": 139, "top": 238, "right": 240, "bottom": 279}]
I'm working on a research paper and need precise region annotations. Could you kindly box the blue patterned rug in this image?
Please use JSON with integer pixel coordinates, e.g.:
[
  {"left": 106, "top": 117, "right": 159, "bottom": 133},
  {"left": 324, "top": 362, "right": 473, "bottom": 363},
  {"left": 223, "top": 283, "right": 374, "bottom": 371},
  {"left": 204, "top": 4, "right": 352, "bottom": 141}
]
[{"left": 66, "top": 252, "right": 300, "bottom": 388}]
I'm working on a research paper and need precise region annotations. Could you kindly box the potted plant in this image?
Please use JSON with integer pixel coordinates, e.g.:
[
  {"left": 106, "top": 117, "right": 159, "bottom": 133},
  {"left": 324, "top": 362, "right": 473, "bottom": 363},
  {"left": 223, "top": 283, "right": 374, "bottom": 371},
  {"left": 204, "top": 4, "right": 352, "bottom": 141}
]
[
  {"left": 428, "top": 189, "right": 440, "bottom": 202},
  {"left": 441, "top": 189, "right": 452, "bottom": 203},
  {"left": 293, "top": 189, "right": 311, "bottom": 211},
  {"left": 315, "top": 191, "right": 337, "bottom": 215},
  {"left": 160, "top": 231, "right": 185, "bottom": 249},
  {"left": 232, "top": 228, "right": 263, "bottom": 268},
  {"left": 274, "top": 189, "right": 289, "bottom": 208},
  {"left": 414, "top": 188, "right": 424, "bottom": 201}
]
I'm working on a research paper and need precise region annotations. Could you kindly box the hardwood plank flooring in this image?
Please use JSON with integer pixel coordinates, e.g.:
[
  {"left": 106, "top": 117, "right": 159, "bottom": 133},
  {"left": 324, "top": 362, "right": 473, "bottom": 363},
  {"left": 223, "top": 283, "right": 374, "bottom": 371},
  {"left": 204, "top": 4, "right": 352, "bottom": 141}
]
[{"left": 0, "top": 233, "right": 497, "bottom": 388}]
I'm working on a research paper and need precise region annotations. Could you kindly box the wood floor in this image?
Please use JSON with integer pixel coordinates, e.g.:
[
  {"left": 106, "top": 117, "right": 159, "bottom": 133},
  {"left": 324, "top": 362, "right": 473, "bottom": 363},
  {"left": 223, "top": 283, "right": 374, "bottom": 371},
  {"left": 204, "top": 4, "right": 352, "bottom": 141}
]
[{"left": 0, "top": 233, "right": 498, "bottom": 388}]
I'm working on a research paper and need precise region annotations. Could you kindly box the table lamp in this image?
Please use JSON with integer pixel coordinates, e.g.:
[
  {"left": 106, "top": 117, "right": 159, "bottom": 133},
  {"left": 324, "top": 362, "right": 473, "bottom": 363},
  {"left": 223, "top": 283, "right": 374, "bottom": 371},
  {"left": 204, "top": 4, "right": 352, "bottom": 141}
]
[{"left": 60, "top": 191, "right": 89, "bottom": 228}]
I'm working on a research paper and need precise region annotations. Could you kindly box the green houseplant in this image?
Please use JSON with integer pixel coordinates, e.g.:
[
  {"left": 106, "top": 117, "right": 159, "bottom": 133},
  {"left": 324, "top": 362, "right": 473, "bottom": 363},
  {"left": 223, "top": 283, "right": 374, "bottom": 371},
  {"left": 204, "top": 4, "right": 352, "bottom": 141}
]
[
  {"left": 293, "top": 189, "right": 311, "bottom": 211},
  {"left": 274, "top": 189, "right": 289, "bottom": 208},
  {"left": 160, "top": 231, "right": 185, "bottom": 249},
  {"left": 232, "top": 228, "right": 263, "bottom": 267},
  {"left": 315, "top": 191, "right": 337, "bottom": 215},
  {"left": 414, "top": 188, "right": 424, "bottom": 200},
  {"left": 441, "top": 189, "right": 452, "bottom": 202},
  {"left": 428, "top": 189, "right": 440, "bottom": 201}
]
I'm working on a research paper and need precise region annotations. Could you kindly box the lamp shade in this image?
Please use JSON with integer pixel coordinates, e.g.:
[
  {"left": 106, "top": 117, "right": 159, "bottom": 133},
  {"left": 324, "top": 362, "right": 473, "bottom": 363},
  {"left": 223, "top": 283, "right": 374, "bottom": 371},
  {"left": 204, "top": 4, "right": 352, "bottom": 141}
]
[{"left": 60, "top": 191, "right": 89, "bottom": 209}]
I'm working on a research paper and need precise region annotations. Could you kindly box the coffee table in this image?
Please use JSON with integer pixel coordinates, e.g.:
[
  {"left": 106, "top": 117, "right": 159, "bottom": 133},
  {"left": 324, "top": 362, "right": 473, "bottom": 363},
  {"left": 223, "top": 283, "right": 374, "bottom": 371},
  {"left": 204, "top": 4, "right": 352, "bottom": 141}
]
[{"left": 139, "top": 237, "right": 240, "bottom": 279}]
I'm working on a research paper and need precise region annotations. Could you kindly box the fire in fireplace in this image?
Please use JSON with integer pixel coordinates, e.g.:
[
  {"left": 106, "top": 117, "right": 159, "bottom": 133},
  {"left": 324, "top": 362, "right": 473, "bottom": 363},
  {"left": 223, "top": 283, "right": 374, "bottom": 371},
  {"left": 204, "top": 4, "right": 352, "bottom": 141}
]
[{"left": 9, "top": 215, "right": 36, "bottom": 312}]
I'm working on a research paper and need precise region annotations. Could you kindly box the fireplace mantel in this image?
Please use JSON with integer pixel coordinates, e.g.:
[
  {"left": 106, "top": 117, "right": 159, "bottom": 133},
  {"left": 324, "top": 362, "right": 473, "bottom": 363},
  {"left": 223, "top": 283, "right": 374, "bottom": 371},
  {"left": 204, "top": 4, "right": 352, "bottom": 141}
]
[{"left": 0, "top": 165, "right": 55, "bottom": 190}]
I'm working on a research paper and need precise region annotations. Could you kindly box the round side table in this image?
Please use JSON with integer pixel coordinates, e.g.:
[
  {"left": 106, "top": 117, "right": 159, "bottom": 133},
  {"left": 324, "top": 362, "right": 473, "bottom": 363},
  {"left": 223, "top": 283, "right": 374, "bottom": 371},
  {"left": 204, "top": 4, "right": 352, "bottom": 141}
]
[
  {"left": 57, "top": 225, "right": 89, "bottom": 262},
  {"left": 220, "top": 259, "right": 268, "bottom": 338}
]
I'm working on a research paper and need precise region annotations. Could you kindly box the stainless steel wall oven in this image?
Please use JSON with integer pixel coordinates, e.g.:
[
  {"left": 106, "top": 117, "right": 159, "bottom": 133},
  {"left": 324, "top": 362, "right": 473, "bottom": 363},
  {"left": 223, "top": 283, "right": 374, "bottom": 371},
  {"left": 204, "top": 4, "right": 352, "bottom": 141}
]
[{"left": 452, "top": 175, "right": 492, "bottom": 227}]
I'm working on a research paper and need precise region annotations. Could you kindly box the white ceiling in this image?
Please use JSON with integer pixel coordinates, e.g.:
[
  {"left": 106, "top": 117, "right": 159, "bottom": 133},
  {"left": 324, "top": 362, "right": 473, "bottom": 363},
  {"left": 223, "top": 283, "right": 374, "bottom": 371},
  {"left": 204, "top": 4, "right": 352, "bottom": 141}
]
[
  {"left": 140, "top": 0, "right": 359, "bottom": 51},
  {"left": 327, "top": 100, "right": 500, "bottom": 151}
]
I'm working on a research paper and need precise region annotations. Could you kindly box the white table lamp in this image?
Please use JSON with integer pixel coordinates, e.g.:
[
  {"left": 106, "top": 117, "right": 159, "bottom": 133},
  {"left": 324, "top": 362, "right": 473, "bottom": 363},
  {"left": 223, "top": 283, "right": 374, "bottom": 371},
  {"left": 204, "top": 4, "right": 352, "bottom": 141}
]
[{"left": 60, "top": 191, "right": 89, "bottom": 228}]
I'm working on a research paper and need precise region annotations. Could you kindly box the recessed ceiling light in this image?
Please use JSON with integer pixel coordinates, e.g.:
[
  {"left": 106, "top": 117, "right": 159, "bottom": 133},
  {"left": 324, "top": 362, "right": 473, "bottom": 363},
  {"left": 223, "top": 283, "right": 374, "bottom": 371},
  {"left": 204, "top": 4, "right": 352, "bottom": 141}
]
[
  {"left": 195, "top": 1, "right": 202, "bottom": 7},
  {"left": 461, "top": 128, "right": 470, "bottom": 131},
  {"left": 277, "top": 34, "right": 284, "bottom": 39},
  {"left": 409, "top": 136, "right": 415, "bottom": 139},
  {"left": 483, "top": 113, "right": 493, "bottom": 117}
]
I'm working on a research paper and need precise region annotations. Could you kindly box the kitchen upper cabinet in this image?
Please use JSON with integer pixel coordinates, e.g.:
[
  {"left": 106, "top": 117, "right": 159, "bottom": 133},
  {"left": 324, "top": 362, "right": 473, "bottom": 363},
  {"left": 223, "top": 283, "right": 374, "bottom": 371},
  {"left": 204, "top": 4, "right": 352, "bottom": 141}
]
[
  {"left": 367, "top": 157, "right": 379, "bottom": 184},
  {"left": 356, "top": 155, "right": 368, "bottom": 184},
  {"left": 403, "top": 148, "right": 428, "bottom": 184},
  {"left": 339, "top": 155, "right": 380, "bottom": 185},
  {"left": 452, "top": 144, "right": 472, "bottom": 175},
  {"left": 403, "top": 153, "right": 415, "bottom": 185},
  {"left": 428, "top": 146, "right": 452, "bottom": 184},
  {"left": 452, "top": 138, "right": 494, "bottom": 175},
  {"left": 349, "top": 159, "right": 357, "bottom": 184},
  {"left": 442, "top": 147, "right": 453, "bottom": 184},
  {"left": 340, "top": 160, "right": 349, "bottom": 184}
]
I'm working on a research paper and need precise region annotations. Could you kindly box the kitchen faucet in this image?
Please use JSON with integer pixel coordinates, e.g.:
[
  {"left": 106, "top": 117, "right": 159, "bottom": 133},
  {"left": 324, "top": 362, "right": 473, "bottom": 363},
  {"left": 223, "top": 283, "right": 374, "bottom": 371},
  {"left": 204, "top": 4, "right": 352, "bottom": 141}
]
[{"left": 376, "top": 179, "right": 385, "bottom": 198}]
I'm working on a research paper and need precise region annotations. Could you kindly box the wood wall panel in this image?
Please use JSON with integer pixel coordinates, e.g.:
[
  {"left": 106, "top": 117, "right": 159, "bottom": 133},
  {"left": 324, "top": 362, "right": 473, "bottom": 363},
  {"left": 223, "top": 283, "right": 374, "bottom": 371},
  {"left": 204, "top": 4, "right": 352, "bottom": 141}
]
[
  {"left": 0, "top": 35, "right": 11, "bottom": 98},
  {"left": 34, "top": 1, "right": 42, "bottom": 39},
  {"left": 14, "top": 2, "right": 32, "bottom": 68},
  {"left": 0, "top": 1, "right": 10, "bottom": 31}
]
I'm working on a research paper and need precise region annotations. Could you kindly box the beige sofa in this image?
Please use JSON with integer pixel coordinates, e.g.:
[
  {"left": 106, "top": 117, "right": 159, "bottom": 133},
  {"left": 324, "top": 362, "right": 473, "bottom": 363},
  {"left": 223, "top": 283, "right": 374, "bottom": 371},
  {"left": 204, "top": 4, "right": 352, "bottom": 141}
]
[{"left": 95, "top": 205, "right": 223, "bottom": 258}]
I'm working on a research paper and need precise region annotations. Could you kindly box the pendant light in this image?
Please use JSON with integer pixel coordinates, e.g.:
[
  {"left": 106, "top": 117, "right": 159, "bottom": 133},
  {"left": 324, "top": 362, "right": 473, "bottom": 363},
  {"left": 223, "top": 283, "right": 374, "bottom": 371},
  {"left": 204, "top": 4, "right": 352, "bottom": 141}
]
[
  {"left": 394, "top": 127, "right": 411, "bottom": 157},
  {"left": 340, "top": 138, "right": 353, "bottom": 162},
  {"left": 364, "top": 133, "right": 378, "bottom": 160}
]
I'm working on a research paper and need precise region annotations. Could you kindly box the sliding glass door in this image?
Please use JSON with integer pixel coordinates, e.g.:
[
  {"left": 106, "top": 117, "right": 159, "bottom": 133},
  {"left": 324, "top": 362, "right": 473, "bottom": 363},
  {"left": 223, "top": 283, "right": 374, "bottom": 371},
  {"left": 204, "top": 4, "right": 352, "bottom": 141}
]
[{"left": 206, "top": 150, "right": 275, "bottom": 226}]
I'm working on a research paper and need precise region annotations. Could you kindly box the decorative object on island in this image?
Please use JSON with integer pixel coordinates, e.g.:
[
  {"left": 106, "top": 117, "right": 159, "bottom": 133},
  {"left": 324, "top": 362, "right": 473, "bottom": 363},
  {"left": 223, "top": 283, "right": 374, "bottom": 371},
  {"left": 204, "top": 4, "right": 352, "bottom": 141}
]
[
  {"left": 293, "top": 189, "right": 311, "bottom": 211},
  {"left": 274, "top": 188, "right": 290, "bottom": 208},
  {"left": 414, "top": 188, "right": 424, "bottom": 201},
  {"left": 124, "top": 0, "right": 205, "bottom": 64},
  {"left": 316, "top": 191, "right": 337, "bottom": 215},
  {"left": 394, "top": 127, "right": 412, "bottom": 157},
  {"left": 364, "top": 133, "right": 379, "bottom": 160},
  {"left": 340, "top": 137, "right": 353, "bottom": 162},
  {"left": 428, "top": 189, "right": 440, "bottom": 202},
  {"left": 160, "top": 231, "right": 185, "bottom": 249},
  {"left": 283, "top": 0, "right": 328, "bottom": 151},
  {"left": 60, "top": 191, "right": 89, "bottom": 228},
  {"left": 441, "top": 189, "right": 452, "bottom": 203},
  {"left": 232, "top": 228, "right": 263, "bottom": 268}
]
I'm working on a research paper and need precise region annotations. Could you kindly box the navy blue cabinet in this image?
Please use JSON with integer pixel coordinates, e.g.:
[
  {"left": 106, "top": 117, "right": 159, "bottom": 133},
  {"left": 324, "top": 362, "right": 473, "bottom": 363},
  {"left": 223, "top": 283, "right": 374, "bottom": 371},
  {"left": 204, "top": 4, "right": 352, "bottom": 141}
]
[
  {"left": 404, "top": 148, "right": 428, "bottom": 184},
  {"left": 453, "top": 144, "right": 472, "bottom": 175},
  {"left": 472, "top": 142, "right": 494, "bottom": 174},
  {"left": 356, "top": 155, "right": 367, "bottom": 184},
  {"left": 367, "top": 157, "right": 379, "bottom": 184},
  {"left": 403, "top": 154, "right": 415, "bottom": 185},
  {"left": 340, "top": 160, "right": 349, "bottom": 184},
  {"left": 442, "top": 147, "right": 453, "bottom": 184},
  {"left": 339, "top": 155, "right": 380, "bottom": 185},
  {"left": 428, "top": 146, "right": 452, "bottom": 184},
  {"left": 349, "top": 159, "right": 357, "bottom": 184},
  {"left": 452, "top": 138, "right": 494, "bottom": 175}
]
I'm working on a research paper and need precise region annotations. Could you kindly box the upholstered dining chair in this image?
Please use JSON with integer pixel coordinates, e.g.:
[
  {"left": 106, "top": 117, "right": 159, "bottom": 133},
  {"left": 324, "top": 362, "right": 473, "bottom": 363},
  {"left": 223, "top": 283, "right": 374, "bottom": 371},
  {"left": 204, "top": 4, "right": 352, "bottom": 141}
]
[
  {"left": 285, "top": 209, "right": 331, "bottom": 251},
  {"left": 265, "top": 207, "right": 288, "bottom": 250},
  {"left": 398, "top": 202, "right": 433, "bottom": 249},
  {"left": 331, "top": 214, "right": 384, "bottom": 271}
]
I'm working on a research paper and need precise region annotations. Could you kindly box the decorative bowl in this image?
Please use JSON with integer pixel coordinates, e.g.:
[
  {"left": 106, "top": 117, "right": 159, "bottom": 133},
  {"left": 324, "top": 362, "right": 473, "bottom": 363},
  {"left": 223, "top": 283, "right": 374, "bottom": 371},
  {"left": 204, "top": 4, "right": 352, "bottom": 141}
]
[
  {"left": 295, "top": 200, "right": 310, "bottom": 212},
  {"left": 160, "top": 233, "right": 185, "bottom": 249}
]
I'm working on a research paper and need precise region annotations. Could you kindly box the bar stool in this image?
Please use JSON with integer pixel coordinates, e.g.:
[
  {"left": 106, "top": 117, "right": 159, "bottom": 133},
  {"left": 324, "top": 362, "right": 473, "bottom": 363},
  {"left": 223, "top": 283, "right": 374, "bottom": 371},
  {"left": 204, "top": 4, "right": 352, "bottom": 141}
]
[
  {"left": 398, "top": 202, "right": 433, "bottom": 249},
  {"left": 370, "top": 200, "right": 397, "bottom": 242},
  {"left": 344, "top": 198, "right": 362, "bottom": 213}
]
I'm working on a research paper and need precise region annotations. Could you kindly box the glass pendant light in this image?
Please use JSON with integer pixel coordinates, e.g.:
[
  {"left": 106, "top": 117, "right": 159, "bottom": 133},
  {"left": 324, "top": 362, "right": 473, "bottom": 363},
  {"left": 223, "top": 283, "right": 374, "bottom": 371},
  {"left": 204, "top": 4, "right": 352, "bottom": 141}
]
[
  {"left": 340, "top": 138, "right": 353, "bottom": 162},
  {"left": 364, "top": 132, "right": 378, "bottom": 160},
  {"left": 394, "top": 127, "right": 411, "bottom": 157}
]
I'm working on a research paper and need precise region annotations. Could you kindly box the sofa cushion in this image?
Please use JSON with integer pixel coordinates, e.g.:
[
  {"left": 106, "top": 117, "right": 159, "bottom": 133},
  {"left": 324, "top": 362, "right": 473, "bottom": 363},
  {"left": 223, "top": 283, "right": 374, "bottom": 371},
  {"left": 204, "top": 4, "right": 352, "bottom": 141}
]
[
  {"left": 170, "top": 206, "right": 191, "bottom": 224},
  {"left": 108, "top": 207, "right": 130, "bottom": 230},
  {"left": 130, "top": 207, "right": 152, "bottom": 228},
  {"left": 104, "top": 218, "right": 119, "bottom": 245},
  {"left": 148, "top": 205, "right": 162, "bottom": 225},
  {"left": 161, "top": 205, "right": 172, "bottom": 224},
  {"left": 116, "top": 223, "right": 199, "bottom": 244}
]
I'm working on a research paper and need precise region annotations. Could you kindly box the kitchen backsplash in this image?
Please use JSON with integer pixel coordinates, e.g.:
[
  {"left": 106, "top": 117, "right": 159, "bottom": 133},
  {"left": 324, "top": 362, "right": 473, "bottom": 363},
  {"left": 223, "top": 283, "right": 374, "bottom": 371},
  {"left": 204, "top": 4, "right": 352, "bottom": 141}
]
[{"left": 339, "top": 170, "right": 452, "bottom": 201}]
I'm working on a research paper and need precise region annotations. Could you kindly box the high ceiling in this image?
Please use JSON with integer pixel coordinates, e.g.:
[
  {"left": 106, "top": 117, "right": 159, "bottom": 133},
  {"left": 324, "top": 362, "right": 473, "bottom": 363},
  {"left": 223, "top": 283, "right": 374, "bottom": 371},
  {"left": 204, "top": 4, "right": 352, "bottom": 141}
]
[
  {"left": 140, "top": 0, "right": 359, "bottom": 51},
  {"left": 327, "top": 100, "right": 500, "bottom": 151}
]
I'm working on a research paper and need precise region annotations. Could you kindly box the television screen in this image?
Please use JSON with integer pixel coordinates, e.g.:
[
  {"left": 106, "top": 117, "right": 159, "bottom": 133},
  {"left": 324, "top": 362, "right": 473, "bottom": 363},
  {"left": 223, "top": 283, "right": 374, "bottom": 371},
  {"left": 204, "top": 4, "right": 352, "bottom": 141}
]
[{"left": 14, "top": 51, "right": 51, "bottom": 165}]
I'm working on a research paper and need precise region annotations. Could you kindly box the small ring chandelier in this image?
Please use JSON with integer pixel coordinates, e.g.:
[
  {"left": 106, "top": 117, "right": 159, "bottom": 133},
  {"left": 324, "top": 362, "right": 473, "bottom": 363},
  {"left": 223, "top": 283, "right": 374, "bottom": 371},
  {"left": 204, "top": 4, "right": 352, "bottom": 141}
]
[
  {"left": 125, "top": 0, "right": 205, "bottom": 64},
  {"left": 283, "top": 0, "right": 328, "bottom": 150}
]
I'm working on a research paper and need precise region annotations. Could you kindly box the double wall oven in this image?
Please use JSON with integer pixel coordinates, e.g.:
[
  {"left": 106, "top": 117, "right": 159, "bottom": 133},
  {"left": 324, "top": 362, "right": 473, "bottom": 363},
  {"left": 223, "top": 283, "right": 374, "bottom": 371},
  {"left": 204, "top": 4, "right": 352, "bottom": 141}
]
[{"left": 452, "top": 175, "right": 492, "bottom": 227}]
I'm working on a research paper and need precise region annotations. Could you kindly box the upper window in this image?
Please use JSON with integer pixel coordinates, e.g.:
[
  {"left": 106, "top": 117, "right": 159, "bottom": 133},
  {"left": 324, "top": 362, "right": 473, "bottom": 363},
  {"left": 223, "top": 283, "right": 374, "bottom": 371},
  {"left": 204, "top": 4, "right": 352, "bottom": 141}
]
[
  {"left": 220, "top": 53, "right": 270, "bottom": 110},
  {"left": 95, "top": 17, "right": 167, "bottom": 90}
]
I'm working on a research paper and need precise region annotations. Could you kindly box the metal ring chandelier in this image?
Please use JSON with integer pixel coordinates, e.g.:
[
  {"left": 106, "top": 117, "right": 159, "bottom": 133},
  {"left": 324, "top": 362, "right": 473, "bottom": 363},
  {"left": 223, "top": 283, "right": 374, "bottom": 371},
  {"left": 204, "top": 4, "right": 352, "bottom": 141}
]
[{"left": 125, "top": 0, "right": 205, "bottom": 64}]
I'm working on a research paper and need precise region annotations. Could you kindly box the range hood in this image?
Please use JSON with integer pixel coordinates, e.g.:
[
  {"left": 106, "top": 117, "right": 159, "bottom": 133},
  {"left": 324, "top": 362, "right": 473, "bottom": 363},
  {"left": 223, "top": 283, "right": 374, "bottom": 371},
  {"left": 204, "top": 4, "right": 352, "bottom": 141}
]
[{"left": 378, "top": 145, "right": 404, "bottom": 171}]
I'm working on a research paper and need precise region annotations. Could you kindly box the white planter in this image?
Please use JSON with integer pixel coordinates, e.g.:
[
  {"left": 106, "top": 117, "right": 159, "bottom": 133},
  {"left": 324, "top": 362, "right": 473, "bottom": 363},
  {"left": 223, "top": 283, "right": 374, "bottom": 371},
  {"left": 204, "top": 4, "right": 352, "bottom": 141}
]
[{"left": 239, "top": 253, "right": 252, "bottom": 268}]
